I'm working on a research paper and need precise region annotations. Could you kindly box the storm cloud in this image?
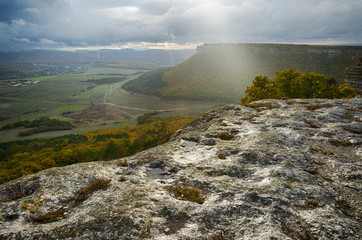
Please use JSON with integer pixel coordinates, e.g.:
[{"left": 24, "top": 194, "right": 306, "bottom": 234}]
[{"left": 0, "top": 0, "right": 361, "bottom": 51}]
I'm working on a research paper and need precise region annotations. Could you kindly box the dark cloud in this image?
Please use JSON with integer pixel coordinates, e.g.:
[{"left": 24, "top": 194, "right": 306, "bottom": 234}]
[
  {"left": 0, "top": 0, "right": 361, "bottom": 51},
  {"left": 0, "top": 1, "right": 23, "bottom": 23}
]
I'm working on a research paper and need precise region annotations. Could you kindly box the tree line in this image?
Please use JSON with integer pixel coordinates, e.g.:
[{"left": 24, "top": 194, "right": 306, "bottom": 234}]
[
  {"left": 0, "top": 116, "right": 197, "bottom": 184},
  {"left": 1, "top": 117, "right": 74, "bottom": 136}
]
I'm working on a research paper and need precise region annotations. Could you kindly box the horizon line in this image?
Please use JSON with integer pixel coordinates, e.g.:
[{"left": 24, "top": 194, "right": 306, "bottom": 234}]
[{"left": 1, "top": 41, "right": 362, "bottom": 53}]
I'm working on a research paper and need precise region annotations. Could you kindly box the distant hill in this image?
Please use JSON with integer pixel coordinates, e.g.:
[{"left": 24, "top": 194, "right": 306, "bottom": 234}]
[
  {"left": 123, "top": 43, "right": 362, "bottom": 103},
  {"left": 0, "top": 49, "right": 195, "bottom": 70},
  {"left": 122, "top": 67, "right": 169, "bottom": 97}
]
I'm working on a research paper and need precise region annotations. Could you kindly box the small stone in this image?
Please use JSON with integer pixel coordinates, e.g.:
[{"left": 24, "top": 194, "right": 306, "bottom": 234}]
[{"left": 202, "top": 138, "right": 216, "bottom": 146}]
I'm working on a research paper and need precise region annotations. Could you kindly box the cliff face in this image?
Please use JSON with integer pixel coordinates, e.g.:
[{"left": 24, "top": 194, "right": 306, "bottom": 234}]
[
  {"left": 1, "top": 98, "right": 361, "bottom": 240},
  {"left": 133, "top": 43, "right": 362, "bottom": 103},
  {"left": 345, "top": 59, "right": 362, "bottom": 92},
  {"left": 196, "top": 43, "right": 362, "bottom": 59}
]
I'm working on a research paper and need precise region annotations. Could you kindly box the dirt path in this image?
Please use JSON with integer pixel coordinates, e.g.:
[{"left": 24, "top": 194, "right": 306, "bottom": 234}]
[
  {"left": 103, "top": 102, "right": 137, "bottom": 117},
  {"left": 109, "top": 104, "right": 150, "bottom": 112},
  {"left": 103, "top": 85, "right": 220, "bottom": 117},
  {"left": 103, "top": 87, "right": 148, "bottom": 116}
]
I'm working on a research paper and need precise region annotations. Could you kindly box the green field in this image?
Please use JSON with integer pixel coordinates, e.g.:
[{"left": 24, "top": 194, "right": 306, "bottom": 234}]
[
  {"left": 0, "top": 67, "right": 218, "bottom": 142},
  {"left": 0, "top": 68, "right": 143, "bottom": 113},
  {"left": 30, "top": 76, "right": 58, "bottom": 81},
  {"left": 50, "top": 104, "right": 88, "bottom": 115},
  {"left": 83, "top": 67, "right": 141, "bottom": 75}
]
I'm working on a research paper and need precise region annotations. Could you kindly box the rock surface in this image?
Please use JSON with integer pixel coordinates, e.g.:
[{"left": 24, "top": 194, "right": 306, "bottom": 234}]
[{"left": 0, "top": 98, "right": 361, "bottom": 240}]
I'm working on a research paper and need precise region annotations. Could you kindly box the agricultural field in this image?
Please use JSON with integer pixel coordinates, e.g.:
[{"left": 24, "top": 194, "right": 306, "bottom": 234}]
[{"left": 0, "top": 67, "right": 219, "bottom": 142}]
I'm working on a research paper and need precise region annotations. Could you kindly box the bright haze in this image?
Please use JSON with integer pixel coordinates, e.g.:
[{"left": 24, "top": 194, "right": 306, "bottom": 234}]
[{"left": 1, "top": 0, "right": 362, "bottom": 52}]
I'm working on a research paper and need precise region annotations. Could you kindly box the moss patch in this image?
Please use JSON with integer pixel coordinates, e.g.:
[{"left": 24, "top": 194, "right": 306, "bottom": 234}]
[
  {"left": 4, "top": 182, "right": 38, "bottom": 201},
  {"left": 343, "top": 127, "right": 361, "bottom": 134},
  {"left": 26, "top": 177, "right": 111, "bottom": 224},
  {"left": 28, "top": 208, "right": 66, "bottom": 224},
  {"left": 245, "top": 102, "right": 280, "bottom": 112},
  {"left": 306, "top": 104, "right": 333, "bottom": 111},
  {"left": 168, "top": 184, "right": 206, "bottom": 204},
  {"left": 118, "top": 176, "right": 127, "bottom": 182},
  {"left": 214, "top": 132, "right": 234, "bottom": 140},
  {"left": 281, "top": 222, "right": 318, "bottom": 240},
  {"left": 117, "top": 159, "right": 129, "bottom": 167},
  {"left": 319, "top": 132, "right": 335, "bottom": 138},
  {"left": 329, "top": 140, "right": 353, "bottom": 147},
  {"left": 75, "top": 178, "right": 111, "bottom": 205},
  {"left": 303, "top": 167, "right": 319, "bottom": 175},
  {"left": 206, "top": 232, "right": 235, "bottom": 240},
  {"left": 305, "top": 121, "right": 321, "bottom": 128},
  {"left": 343, "top": 114, "right": 362, "bottom": 122},
  {"left": 336, "top": 199, "right": 352, "bottom": 216},
  {"left": 4, "top": 214, "right": 19, "bottom": 222}
]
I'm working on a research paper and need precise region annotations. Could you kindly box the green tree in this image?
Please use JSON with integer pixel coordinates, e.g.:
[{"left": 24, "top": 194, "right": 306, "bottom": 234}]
[
  {"left": 274, "top": 68, "right": 303, "bottom": 97},
  {"left": 241, "top": 76, "right": 273, "bottom": 103},
  {"left": 241, "top": 68, "right": 357, "bottom": 104}
]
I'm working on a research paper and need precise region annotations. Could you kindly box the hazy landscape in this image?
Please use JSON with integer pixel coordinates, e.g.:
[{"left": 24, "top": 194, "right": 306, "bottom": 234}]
[
  {"left": 2, "top": 43, "right": 361, "bottom": 142},
  {"left": 0, "top": 42, "right": 360, "bottom": 185},
  {"left": 0, "top": 50, "right": 220, "bottom": 142},
  {"left": 124, "top": 43, "right": 362, "bottom": 102},
  {"left": 0, "top": 1, "right": 361, "bottom": 239}
]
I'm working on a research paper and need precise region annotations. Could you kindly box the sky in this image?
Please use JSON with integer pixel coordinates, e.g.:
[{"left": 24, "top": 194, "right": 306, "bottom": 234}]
[{"left": 0, "top": 0, "right": 362, "bottom": 52}]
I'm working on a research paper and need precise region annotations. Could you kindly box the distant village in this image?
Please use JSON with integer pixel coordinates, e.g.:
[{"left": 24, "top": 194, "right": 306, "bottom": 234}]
[
  {"left": 2, "top": 80, "right": 40, "bottom": 87},
  {"left": 0, "top": 63, "right": 89, "bottom": 81}
]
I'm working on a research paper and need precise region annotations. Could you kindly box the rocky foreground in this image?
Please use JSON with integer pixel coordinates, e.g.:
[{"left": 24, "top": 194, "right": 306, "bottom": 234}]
[{"left": 0, "top": 98, "right": 361, "bottom": 240}]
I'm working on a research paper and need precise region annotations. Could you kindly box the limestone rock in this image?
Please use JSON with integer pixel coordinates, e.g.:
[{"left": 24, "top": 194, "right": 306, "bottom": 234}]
[{"left": 0, "top": 97, "right": 361, "bottom": 239}]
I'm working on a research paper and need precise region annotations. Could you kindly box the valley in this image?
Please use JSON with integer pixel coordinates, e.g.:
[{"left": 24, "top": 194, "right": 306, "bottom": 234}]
[{"left": 0, "top": 66, "right": 219, "bottom": 142}]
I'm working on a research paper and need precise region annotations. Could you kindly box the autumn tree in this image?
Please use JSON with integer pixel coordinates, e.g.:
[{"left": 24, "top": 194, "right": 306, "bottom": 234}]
[
  {"left": 0, "top": 116, "right": 197, "bottom": 184},
  {"left": 241, "top": 68, "right": 357, "bottom": 104}
]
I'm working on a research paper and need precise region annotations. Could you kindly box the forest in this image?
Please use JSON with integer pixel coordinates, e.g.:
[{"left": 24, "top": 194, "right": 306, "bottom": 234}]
[{"left": 0, "top": 115, "right": 197, "bottom": 184}]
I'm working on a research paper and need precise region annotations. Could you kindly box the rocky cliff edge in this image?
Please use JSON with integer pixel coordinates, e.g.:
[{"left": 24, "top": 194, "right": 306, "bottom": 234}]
[{"left": 0, "top": 97, "right": 361, "bottom": 240}]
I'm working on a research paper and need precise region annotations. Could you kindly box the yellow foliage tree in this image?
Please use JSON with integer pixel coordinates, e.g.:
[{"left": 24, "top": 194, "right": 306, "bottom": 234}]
[{"left": 241, "top": 68, "right": 357, "bottom": 104}]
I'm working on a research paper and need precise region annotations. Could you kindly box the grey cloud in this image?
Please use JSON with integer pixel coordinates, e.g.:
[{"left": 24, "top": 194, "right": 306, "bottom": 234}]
[{"left": 0, "top": 0, "right": 361, "bottom": 51}]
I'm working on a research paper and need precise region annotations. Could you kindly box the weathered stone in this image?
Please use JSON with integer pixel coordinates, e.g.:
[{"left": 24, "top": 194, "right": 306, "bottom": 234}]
[
  {"left": 0, "top": 97, "right": 361, "bottom": 239},
  {"left": 201, "top": 138, "right": 216, "bottom": 146}
]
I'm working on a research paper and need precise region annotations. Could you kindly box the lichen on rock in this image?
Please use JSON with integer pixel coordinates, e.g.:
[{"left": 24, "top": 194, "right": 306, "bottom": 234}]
[{"left": 0, "top": 97, "right": 361, "bottom": 239}]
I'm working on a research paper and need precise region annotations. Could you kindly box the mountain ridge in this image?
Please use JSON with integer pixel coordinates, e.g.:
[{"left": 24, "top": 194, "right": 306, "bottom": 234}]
[
  {"left": 123, "top": 43, "right": 362, "bottom": 103},
  {"left": 0, "top": 49, "right": 195, "bottom": 69}
]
